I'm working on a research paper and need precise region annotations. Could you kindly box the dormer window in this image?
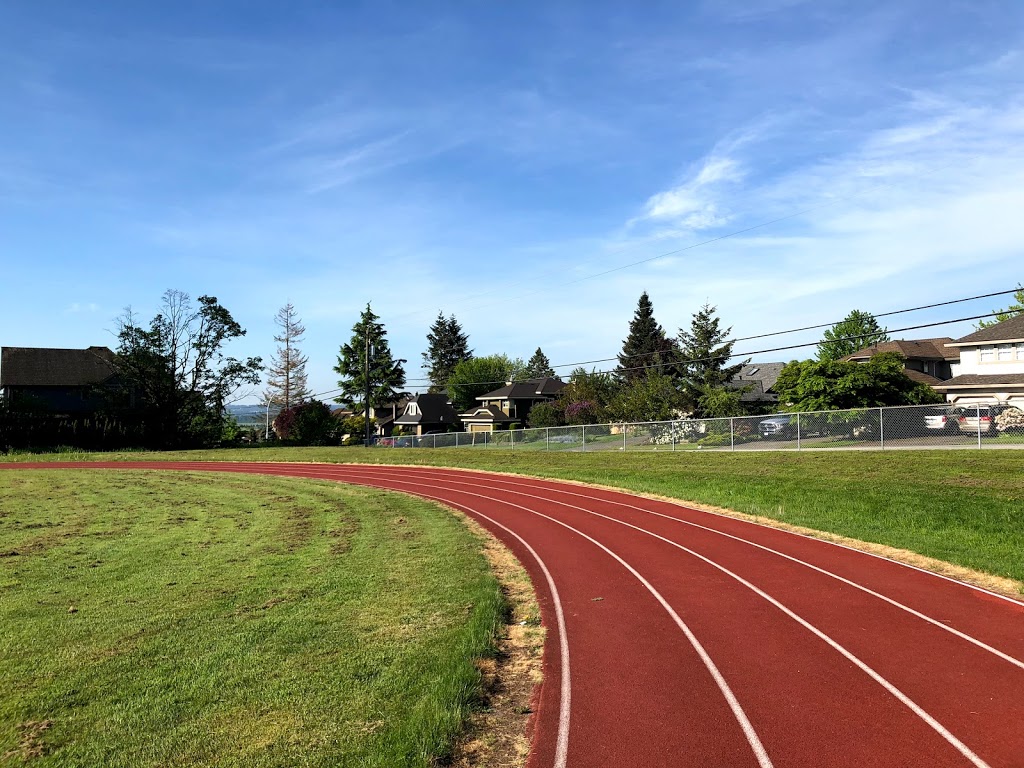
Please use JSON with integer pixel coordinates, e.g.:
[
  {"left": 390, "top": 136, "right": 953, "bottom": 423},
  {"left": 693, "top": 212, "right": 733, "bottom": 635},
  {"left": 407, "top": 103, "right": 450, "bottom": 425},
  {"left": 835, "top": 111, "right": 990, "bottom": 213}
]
[{"left": 407, "top": 403, "right": 419, "bottom": 416}]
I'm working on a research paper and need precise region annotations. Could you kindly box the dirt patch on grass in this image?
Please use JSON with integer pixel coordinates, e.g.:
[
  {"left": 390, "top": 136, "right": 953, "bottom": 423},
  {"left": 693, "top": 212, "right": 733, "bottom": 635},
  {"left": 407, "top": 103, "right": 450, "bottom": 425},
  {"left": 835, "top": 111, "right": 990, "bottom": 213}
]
[
  {"left": 445, "top": 512, "right": 544, "bottom": 768},
  {"left": 3, "top": 719, "right": 53, "bottom": 761}
]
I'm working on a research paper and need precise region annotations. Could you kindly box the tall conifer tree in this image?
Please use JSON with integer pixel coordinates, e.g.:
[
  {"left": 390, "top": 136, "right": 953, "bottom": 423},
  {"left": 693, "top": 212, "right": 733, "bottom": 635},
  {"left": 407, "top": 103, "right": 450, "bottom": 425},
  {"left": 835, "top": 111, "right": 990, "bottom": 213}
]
[
  {"left": 616, "top": 292, "right": 675, "bottom": 383},
  {"left": 422, "top": 312, "right": 472, "bottom": 393},
  {"left": 333, "top": 304, "right": 406, "bottom": 410},
  {"left": 263, "top": 302, "right": 311, "bottom": 411},
  {"left": 524, "top": 347, "right": 556, "bottom": 378},
  {"left": 676, "top": 304, "right": 746, "bottom": 415}
]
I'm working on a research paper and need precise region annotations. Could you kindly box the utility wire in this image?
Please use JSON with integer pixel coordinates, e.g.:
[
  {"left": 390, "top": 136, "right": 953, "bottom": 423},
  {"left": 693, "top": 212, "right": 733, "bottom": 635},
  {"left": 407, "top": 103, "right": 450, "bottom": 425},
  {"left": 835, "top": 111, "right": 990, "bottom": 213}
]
[{"left": 307, "top": 308, "right": 1007, "bottom": 399}]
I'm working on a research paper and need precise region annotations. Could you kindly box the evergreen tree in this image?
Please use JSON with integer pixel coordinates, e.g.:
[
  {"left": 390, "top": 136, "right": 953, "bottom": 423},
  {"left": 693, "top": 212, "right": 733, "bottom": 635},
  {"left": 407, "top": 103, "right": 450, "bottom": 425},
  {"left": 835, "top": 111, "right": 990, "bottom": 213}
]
[
  {"left": 676, "top": 304, "right": 746, "bottom": 415},
  {"left": 817, "top": 310, "right": 890, "bottom": 361},
  {"left": 422, "top": 312, "right": 473, "bottom": 393},
  {"left": 616, "top": 292, "right": 676, "bottom": 383},
  {"left": 333, "top": 304, "right": 406, "bottom": 411},
  {"left": 524, "top": 347, "right": 556, "bottom": 379},
  {"left": 263, "top": 303, "right": 312, "bottom": 411}
]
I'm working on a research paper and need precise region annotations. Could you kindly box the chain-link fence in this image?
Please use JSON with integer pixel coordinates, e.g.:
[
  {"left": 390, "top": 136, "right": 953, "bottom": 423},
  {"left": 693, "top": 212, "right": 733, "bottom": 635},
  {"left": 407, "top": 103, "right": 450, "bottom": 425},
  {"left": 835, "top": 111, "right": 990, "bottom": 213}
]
[{"left": 374, "top": 402, "right": 1024, "bottom": 452}]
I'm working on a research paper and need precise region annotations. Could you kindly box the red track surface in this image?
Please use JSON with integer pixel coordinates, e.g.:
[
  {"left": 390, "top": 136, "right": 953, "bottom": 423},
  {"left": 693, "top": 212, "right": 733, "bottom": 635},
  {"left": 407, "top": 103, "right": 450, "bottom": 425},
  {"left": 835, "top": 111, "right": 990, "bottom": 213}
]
[{"left": 5, "top": 461, "right": 1024, "bottom": 767}]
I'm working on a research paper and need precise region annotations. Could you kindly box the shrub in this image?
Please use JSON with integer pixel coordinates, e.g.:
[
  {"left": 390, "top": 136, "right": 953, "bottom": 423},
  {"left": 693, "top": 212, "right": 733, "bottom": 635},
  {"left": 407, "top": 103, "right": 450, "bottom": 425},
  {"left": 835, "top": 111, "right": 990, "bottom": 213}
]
[{"left": 528, "top": 401, "right": 563, "bottom": 428}]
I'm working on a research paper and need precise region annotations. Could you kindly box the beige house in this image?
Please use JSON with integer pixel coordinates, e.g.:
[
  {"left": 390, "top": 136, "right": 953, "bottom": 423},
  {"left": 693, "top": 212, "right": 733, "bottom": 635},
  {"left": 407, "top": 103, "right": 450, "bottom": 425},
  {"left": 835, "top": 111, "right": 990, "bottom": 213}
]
[
  {"left": 935, "top": 315, "right": 1024, "bottom": 407},
  {"left": 459, "top": 377, "right": 566, "bottom": 433}
]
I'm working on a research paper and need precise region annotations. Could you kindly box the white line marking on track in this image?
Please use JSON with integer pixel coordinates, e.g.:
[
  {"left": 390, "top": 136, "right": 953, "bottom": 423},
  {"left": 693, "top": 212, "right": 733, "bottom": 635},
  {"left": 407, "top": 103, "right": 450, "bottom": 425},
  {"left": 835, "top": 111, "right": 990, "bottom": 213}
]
[
  {"left": 342, "top": 469, "right": 992, "bottom": 768},
  {"left": 445, "top": 473, "right": 1024, "bottom": 671}
]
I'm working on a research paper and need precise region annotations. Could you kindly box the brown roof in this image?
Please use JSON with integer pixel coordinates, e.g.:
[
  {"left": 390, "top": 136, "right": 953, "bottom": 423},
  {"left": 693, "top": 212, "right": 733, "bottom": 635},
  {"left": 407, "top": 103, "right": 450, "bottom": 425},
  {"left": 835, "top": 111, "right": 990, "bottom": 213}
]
[
  {"left": 843, "top": 338, "right": 957, "bottom": 362},
  {"left": 934, "top": 373, "right": 1024, "bottom": 389},
  {"left": 902, "top": 369, "right": 944, "bottom": 386},
  {"left": 949, "top": 314, "right": 1024, "bottom": 345},
  {"left": 477, "top": 376, "right": 566, "bottom": 402},
  {"left": 1, "top": 346, "right": 116, "bottom": 387}
]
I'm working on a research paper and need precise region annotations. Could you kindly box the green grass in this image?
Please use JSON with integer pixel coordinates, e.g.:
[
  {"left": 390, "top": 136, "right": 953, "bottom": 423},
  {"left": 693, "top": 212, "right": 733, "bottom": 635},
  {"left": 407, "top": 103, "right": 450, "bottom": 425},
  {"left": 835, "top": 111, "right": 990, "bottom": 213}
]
[
  {"left": 0, "top": 471, "right": 504, "bottom": 767},
  {"left": 4, "top": 446, "right": 1022, "bottom": 588}
]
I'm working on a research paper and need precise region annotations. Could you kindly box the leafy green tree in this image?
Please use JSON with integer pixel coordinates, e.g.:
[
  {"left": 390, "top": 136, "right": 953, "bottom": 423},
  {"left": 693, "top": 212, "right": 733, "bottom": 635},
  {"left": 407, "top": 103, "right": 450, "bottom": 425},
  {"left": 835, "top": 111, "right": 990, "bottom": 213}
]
[
  {"left": 274, "top": 400, "right": 338, "bottom": 445},
  {"left": 817, "top": 310, "right": 890, "bottom": 362},
  {"left": 527, "top": 401, "right": 564, "bottom": 428},
  {"left": 616, "top": 292, "right": 677, "bottom": 383},
  {"left": 333, "top": 304, "right": 406, "bottom": 411},
  {"left": 446, "top": 354, "right": 522, "bottom": 411},
  {"left": 774, "top": 352, "right": 942, "bottom": 411},
  {"left": 976, "top": 284, "right": 1024, "bottom": 329},
  {"left": 422, "top": 312, "right": 473, "bottom": 393},
  {"left": 610, "top": 368, "right": 684, "bottom": 423},
  {"left": 114, "top": 290, "right": 262, "bottom": 448},
  {"left": 675, "top": 304, "right": 745, "bottom": 416},
  {"left": 524, "top": 347, "right": 556, "bottom": 379},
  {"left": 557, "top": 367, "right": 617, "bottom": 423}
]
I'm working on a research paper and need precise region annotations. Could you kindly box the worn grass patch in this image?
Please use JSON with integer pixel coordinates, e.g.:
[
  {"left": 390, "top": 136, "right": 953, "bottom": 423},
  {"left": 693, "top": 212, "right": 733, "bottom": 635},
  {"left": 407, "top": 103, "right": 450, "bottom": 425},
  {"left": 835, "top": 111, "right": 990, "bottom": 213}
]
[{"left": 0, "top": 471, "right": 504, "bottom": 767}]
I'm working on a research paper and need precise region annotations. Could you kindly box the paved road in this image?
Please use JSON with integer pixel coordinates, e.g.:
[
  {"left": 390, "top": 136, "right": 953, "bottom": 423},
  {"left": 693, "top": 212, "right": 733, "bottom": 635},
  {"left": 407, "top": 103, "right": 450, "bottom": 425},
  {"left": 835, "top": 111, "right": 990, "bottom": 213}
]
[{"left": 6, "top": 462, "right": 1023, "bottom": 767}]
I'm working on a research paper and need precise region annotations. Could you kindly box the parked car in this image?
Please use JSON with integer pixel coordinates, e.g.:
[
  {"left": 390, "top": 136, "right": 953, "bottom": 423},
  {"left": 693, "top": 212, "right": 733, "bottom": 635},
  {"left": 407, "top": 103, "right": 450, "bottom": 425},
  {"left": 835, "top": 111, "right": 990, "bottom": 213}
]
[
  {"left": 759, "top": 415, "right": 795, "bottom": 440},
  {"left": 923, "top": 406, "right": 960, "bottom": 434},
  {"left": 955, "top": 405, "right": 999, "bottom": 434}
]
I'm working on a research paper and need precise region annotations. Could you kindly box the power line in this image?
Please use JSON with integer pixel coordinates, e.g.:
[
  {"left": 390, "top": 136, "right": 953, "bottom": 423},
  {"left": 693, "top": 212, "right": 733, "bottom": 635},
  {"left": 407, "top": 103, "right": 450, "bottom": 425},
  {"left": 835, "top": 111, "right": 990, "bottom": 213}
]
[{"left": 309, "top": 307, "right": 1007, "bottom": 398}]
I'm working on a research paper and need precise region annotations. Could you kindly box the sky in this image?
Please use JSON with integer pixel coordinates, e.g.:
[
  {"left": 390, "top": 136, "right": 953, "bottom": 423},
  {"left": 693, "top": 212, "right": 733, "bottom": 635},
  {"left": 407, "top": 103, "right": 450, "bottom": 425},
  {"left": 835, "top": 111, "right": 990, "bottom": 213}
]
[{"left": 2, "top": 0, "right": 1024, "bottom": 402}]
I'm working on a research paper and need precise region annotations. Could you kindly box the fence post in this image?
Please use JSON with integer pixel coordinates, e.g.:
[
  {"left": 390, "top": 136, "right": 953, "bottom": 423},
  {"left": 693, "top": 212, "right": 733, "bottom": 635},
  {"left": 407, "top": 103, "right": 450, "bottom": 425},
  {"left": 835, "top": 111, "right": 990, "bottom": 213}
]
[
  {"left": 672, "top": 422, "right": 676, "bottom": 452},
  {"left": 796, "top": 413, "right": 801, "bottom": 451},
  {"left": 511, "top": 429, "right": 515, "bottom": 451},
  {"left": 582, "top": 425, "right": 586, "bottom": 452},
  {"left": 730, "top": 417, "right": 735, "bottom": 451},
  {"left": 879, "top": 407, "right": 884, "bottom": 450},
  {"left": 546, "top": 427, "right": 550, "bottom": 451},
  {"left": 977, "top": 405, "right": 982, "bottom": 449},
  {"left": 623, "top": 424, "right": 627, "bottom": 452}
]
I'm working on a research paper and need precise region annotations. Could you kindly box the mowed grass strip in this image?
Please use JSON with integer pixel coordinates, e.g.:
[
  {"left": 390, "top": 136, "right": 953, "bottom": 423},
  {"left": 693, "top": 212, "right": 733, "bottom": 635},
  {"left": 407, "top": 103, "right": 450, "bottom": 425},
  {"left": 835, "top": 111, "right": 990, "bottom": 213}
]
[
  {"left": 5, "top": 447, "right": 1022, "bottom": 588},
  {"left": 0, "top": 470, "right": 504, "bottom": 767}
]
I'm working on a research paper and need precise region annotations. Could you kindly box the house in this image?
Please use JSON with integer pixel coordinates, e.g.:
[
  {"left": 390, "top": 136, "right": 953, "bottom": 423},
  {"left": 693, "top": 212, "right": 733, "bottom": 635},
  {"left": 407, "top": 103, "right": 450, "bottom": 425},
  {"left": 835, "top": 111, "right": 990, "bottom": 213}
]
[
  {"left": 728, "top": 363, "right": 786, "bottom": 406},
  {"left": 393, "top": 393, "right": 460, "bottom": 435},
  {"left": 0, "top": 346, "right": 118, "bottom": 414},
  {"left": 369, "top": 397, "right": 411, "bottom": 437},
  {"left": 460, "top": 376, "right": 566, "bottom": 433},
  {"left": 934, "top": 315, "right": 1024, "bottom": 407},
  {"left": 841, "top": 338, "right": 958, "bottom": 388}
]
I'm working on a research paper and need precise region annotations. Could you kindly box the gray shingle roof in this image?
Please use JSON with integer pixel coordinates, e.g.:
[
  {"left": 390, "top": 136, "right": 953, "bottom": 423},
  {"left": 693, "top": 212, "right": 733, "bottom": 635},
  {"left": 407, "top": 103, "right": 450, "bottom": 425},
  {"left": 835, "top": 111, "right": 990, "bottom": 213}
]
[
  {"left": 1, "top": 346, "right": 116, "bottom": 387},
  {"left": 394, "top": 393, "right": 459, "bottom": 425},
  {"left": 729, "top": 363, "right": 785, "bottom": 395},
  {"left": 935, "top": 373, "right": 1024, "bottom": 388},
  {"left": 949, "top": 314, "right": 1024, "bottom": 345}
]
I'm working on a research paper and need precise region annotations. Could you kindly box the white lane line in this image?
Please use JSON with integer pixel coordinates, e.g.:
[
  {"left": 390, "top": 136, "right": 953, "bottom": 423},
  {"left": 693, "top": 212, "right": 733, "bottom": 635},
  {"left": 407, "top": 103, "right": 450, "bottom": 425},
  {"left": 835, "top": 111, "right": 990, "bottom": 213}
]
[
  {"left": 342, "top": 468, "right": 991, "bottom": 768},
  {"left": 440, "top": 472, "right": 1024, "bottom": 671},
  {"left": 335, "top": 470, "right": 775, "bottom": 768}
]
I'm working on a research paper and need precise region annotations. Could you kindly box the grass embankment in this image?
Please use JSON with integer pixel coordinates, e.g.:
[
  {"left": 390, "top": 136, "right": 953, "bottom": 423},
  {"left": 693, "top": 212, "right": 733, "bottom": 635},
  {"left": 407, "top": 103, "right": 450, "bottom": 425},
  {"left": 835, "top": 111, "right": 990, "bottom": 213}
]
[
  {"left": 0, "top": 471, "right": 504, "bottom": 767},
  {"left": 5, "top": 447, "right": 1022, "bottom": 589}
]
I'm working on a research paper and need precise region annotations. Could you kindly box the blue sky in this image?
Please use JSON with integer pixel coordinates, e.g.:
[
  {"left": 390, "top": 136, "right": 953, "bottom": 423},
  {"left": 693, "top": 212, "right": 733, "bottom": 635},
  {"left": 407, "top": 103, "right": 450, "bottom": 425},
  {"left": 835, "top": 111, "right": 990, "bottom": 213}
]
[{"left": 3, "top": 0, "right": 1023, "bottom": 401}]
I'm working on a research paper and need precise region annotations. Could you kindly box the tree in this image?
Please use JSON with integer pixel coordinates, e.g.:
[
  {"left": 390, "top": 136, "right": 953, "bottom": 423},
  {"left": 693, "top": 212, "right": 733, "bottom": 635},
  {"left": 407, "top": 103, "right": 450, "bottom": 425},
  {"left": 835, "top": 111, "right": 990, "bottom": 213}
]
[
  {"left": 273, "top": 400, "right": 338, "bottom": 445},
  {"left": 976, "top": 284, "right": 1024, "bottom": 329},
  {"left": 333, "top": 304, "right": 406, "bottom": 411},
  {"left": 114, "top": 289, "right": 262, "bottom": 448},
  {"left": 422, "top": 312, "right": 473, "bottom": 393},
  {"left": 616, "top": 292, "right": 677, "bottom": 383},
  {"left": 556, "top": 367, "right": 617, "bottom": 425},
  {"left": 675, "top": 304, "right": 746, "bottom": 416},
  {"left": 773, "top": 352, "right": 943, "bottom": 411},
  {"left": 524, "top": 347, "right": 556, "bottom": 379},
  {"left": 263, "top": 302, "right": 312, "bottom": 412},
  {"left": 817, "top": 310, "right": 890, "bottom": 362},
  {"left": 527, "top": 401, "right": 563, "bottom": 428},
  {"left": 609, "top": 368, "right": 684, "bottom": 423},
  {"left": 446, "top": 355, "right": 522, "bottom": 412}
]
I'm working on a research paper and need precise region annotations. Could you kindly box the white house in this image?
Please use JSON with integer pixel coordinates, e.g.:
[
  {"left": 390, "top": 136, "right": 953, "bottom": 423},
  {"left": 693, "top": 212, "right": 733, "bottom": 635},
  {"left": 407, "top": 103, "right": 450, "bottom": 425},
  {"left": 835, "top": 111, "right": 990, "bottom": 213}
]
[{"left": 935, "top": 314, "right": 1024, "bottom": 407}]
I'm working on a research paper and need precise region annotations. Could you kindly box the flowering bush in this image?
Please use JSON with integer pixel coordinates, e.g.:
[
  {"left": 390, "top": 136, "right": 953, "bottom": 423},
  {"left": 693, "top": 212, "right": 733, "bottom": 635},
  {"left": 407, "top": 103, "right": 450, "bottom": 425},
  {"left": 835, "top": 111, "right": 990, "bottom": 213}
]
[{"left": 564, "top": 400, "right": 600, "bottom": 426}]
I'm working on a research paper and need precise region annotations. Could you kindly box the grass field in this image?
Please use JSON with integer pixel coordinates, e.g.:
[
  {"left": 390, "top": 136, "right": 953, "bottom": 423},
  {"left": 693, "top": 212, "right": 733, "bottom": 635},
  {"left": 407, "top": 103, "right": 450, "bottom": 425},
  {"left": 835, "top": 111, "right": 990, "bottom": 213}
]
[
  {"left": 0, "top": 471, "right": 504, "bottom": 767},
  {"left": 4, "top": 446, "right": 1022, "bottom": 588}
]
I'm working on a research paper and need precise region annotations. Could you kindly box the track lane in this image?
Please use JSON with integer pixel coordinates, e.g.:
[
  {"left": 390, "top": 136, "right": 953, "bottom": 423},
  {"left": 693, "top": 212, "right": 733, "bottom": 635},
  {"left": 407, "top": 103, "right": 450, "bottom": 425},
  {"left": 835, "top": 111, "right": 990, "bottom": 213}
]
[{"left": 5, "top": 461, "right": 1023, "bottom": 767}]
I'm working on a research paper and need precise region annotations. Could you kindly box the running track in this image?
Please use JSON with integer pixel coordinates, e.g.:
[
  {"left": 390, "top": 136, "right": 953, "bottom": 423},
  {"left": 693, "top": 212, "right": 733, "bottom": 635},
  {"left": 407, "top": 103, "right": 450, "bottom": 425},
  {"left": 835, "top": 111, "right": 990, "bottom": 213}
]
[{"left": 5, "top": 461, "right": 1024, "bottom": 767}]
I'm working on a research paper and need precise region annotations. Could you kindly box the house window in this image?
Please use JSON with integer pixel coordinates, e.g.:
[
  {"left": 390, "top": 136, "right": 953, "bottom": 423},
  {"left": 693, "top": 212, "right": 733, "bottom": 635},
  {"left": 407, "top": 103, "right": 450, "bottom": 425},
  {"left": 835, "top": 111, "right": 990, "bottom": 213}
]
[
  {"left": 407, "top": 403, "right": 419, "bottom": 416},
  {"left": 1017, "top": 343, "right": 1024, "bottom": 361},
  {"left": 996, "top": 344, "right": 1013, "bottom": 362},
  {"left": 979, "top": 346, "right": 995, "bottom": 363}
]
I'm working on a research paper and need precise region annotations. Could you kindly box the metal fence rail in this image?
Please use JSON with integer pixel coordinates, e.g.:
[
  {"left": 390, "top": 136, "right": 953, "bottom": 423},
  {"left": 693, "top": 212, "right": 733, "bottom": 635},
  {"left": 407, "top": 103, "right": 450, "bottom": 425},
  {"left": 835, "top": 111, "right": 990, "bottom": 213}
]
[{"left": 375, "top": 403, "right": 1024, "bottom": 452}]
